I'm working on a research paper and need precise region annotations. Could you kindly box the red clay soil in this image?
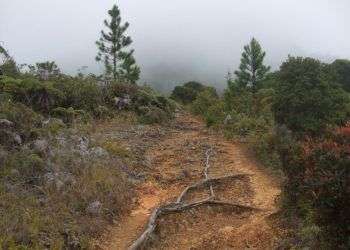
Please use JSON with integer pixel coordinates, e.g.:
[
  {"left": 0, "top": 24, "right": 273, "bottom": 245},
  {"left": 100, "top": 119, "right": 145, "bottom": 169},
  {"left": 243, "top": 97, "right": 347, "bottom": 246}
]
[{"left": 97, "top": 112, "right": 281, "bottom": 249}]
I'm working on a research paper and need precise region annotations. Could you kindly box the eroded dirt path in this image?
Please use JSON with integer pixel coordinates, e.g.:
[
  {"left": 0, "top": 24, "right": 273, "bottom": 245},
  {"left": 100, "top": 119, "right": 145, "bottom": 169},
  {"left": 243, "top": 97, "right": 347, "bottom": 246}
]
[{"left": 100, "top": 112, "right": 280, "bottom": 249}]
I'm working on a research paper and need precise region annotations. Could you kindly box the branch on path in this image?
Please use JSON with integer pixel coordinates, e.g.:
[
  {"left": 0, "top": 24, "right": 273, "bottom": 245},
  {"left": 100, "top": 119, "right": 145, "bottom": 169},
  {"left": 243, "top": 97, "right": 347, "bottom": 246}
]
[
  {"left": 129, "top": 198, "right": 261, "bottom": 250},
  {"left": 204, "top": 148, "right": 215, "bottom": 197},
  {"left": 129, "top": 147, "right": 258, "bottom": 250},
  {"left": 176, "top": 173, "right": 252, "bottom": 203}
]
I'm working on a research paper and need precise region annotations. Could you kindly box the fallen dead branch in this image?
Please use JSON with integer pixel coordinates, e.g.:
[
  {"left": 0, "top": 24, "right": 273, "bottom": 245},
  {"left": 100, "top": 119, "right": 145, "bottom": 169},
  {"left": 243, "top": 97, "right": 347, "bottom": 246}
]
[
  {"left": 129, "top": 198, "right": 260, "bottom": 250},
  {"left": 129, "top": 147, "right": 257, "bottom": 250},
  {"left": 176, "top": 173, "right": 252, "bottom": 203},
  {"left": 204, "top": 148, "right": 214, "bottom": 197}
]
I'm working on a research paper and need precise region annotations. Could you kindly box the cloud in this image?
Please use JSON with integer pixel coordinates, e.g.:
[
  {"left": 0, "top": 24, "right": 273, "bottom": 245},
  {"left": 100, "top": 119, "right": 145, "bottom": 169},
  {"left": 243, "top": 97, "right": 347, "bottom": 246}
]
[{"left": 1, "top": 0, "right": 349, "bottom": 91}]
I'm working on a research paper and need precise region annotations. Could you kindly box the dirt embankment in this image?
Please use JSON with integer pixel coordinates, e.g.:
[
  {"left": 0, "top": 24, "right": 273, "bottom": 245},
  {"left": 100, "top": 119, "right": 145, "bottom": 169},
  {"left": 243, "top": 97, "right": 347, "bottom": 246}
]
[{"left": 97, "top": 112, "right": 281, "bottom": 249}]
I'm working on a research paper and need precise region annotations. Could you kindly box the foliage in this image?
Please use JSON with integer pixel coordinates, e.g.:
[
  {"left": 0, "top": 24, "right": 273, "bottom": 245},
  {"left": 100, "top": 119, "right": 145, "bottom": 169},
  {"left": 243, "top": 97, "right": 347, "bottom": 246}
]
[
  {"left": 275, "top": 128, "right": 350, "bottom": 248},
  {"left": 191, "top": 89, "right": 218, "bottom": 116},
  {"left": 224, "top": 83, "right": 254, "bottom": 115},
  {"left": 247, "top": 128, "right": 282, "bottom": 170},
  {"left": 330, "top": 59, "right": 350, "bottom": 92},
  {"left": 0, "top": 58, "right": 19, "bottom": 77},
  {"left": 273, "top": 56, "right": 350, "bottom": 136},
  {"left": 119, "top": 50, "right": 141, "bottom": 84},
  {"left": 0, "top": 76, "right": 65, "bottom": 112},
  {"left": 0, "top": 101, "right": 43, "bottom": 146},
  {"left": 96, "top": 4, "right": 140, "bottom": 82},
  {"left": 52, "top": 77, "right": 104, "bottom": 114},
  {"left": 191, "top": 89, "right": 224, "bottom": 127},
  {"left": 134, "top": 88, "right": 175, "bottom": 124},
  {"left": 33, "top": 61, "right": 61, "bottom": 80},
  {"left": 171, "top": 81, "right": 216, "bottom": 104},
  {"left": 233, "top": 38, "right": 270, "bottom": 92},
  {"left": 0, "top": 44, "right": 9, "bottom": 59},
  {"left": 51, "top": 107, "right": 90, "bottom": 124},
  {"left": 0, "top": 132, "right": 134, "bottom": 249},
  {"left": 0, "top": 45, "right": 19, "bottom": 77}
]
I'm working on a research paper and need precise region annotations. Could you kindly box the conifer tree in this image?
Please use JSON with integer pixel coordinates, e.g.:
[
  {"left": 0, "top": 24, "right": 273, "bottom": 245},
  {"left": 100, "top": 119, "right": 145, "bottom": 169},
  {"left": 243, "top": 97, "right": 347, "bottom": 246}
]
[
  {"left": 234, "top": 38, "right": 270, "bottom": 92},
  {"left": 96, "top": 4, "right": 140, "bottom": 83},
  {"left": 119, "top": 50, "right": 140, "bottom": 83}
]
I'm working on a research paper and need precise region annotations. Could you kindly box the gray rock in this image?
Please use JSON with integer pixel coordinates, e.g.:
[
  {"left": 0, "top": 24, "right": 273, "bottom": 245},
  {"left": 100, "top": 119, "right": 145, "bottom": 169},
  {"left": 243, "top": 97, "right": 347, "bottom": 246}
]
[
  {"left": 10, "top": 168, "right": 20, "bottom": 176},
  {"left": 33, "top": 139, "right": 49, "bottom": 153},
  {"left": 77, "top": 136, "right": 89, "bottom": 156},
  {"left": 43, "top": 172, "right": 76, "bottom": 190},
  {"left": 89, "top": 146, "right": 109, "bottom": 158},
  {"left": 114, "top": 95, "right": 131, "bottom": 110},
  {"left": 86, "top": 201, "right": 102, "bottom": 215},
  {"left": 13, "top": 133, "right": 22, "bottom": 145},
  {"left": 44, "top": 172, "right": 57, "bottom": 183},
  {"left": 43, "top": 117, "right": 65, "bottom": 127},
  {"left": 0, "top": 119, "right": 13, "bottom": 128},
  {"left": 224, "top": 114, "right": 233, "bottom": 125},
  {"left": 0, "top": 149, "right": 8, "bottom": 165},
  {"left": 55, "top": 179, "right": 65, "bottom": 191}
]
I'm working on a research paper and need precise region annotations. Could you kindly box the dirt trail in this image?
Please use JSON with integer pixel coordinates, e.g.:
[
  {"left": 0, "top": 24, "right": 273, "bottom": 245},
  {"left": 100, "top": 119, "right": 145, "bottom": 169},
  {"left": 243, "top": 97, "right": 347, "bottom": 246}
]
[{"left": 99, "top": 112, "right": 281, "bottom": 249}]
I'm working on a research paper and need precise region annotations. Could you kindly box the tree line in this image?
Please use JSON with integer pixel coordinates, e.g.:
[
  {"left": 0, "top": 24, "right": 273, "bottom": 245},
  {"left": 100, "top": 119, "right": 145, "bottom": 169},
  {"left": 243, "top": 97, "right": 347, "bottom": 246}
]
[{"left": 172, "top": 38, "right": 350, "bottom": 249}]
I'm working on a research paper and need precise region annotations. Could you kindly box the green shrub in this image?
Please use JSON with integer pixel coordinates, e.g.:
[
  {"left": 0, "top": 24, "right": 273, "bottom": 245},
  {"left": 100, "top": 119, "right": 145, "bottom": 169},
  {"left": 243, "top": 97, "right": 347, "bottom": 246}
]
[
  {"left": 191, "top": 89, "right": 218, "bottom": 115},
  {"left": 0, "top": 76, "right": 65, "bottom": 112},
  {"left": 93, "top": 105, "right": 111, "bottom": 119},
  {"left": 171, "top": 81, "right": 217, "bottom": 104},
  {"left": 224, "top": 114, "right": 269, "bottom": 137},
  {"left": 2, "top": 150, "right": 45, "bottom": 183},
  {"left": 224, "top": 83, "right": 254, "bottom": 115},
  {"left": 0, "top": 130, "right": 135, "bottom": 249},
  {"left": 191, "top": 89, "right": 224, "bottom": 127},
  {"left": 302, "top": 134, "right": 350, "bottom": 247},
  {"left": 204, "top": 101, "right": 225, "bottom": 127},
  {"left": 138, "top": 106, "right": 170, "bottom": 124},
  {"left": 53, "top": 77, "right": 104, "bottom": 114},
  {"left": 51, "top": 107, "right": 90, "bottom": 125},
  {"left": 248, "top": 129, "right": 281, "bottom": 170},
  {"left": 0, "top": 101, "right": 43, "bottom": 144},
  {"left": 273, "top": 56, "right": 350, "bottom": 136}
]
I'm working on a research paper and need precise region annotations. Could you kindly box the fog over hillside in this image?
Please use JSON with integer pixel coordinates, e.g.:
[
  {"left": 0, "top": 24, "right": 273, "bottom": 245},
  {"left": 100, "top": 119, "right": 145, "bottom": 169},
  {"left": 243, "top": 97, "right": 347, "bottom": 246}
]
[{"left": 1, "top": 0, "right": 349, "bottom": 92}]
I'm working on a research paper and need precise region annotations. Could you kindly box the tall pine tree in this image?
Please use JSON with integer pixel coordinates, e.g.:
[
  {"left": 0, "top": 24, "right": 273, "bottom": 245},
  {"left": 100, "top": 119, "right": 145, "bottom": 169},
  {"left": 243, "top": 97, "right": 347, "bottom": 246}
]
[
  {"left": 96, "top": 4, "right": 140, "bottom": 83},
  {"left": 234, "top": 38, "right": 270, "bottom": 92},
  {"left": 119, "top": 50, "right": 141, "bottom": 84}
]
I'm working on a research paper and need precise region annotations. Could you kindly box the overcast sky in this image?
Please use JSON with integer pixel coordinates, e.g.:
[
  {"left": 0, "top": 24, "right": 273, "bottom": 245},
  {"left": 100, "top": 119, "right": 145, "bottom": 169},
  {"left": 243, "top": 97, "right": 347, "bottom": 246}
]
[{"left": 1, "top": 0, "right": 349, "bottom": 91}]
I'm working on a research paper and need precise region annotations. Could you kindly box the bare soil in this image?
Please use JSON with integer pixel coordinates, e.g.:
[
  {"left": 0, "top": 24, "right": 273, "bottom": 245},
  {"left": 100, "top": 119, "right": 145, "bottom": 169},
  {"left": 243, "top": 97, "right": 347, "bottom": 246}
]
[{"left": 97, "top": 111, "right": 281, "bottom": 249}]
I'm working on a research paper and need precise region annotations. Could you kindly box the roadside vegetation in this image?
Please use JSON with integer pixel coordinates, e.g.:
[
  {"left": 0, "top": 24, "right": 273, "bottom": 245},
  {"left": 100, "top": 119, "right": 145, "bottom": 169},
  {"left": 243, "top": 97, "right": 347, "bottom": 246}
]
[
  {"left": 0, "top": 4, "right": 175, "bottom": 249},
  {"left": 1, "top": 1, "right": 350, "bottom": 248},
  {"left": 172, "top": 38, "right": 350, "bottom": 249}
]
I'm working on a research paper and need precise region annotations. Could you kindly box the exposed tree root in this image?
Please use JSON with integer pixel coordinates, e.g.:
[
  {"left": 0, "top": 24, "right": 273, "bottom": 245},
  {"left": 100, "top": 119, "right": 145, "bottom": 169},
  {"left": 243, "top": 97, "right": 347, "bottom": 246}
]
[
  {"left": 204, "top": 148, "right": 214, "bottom": 197},
  {"left": 129, "top": 148, "right": 258, "bottom": 250},
  {"left": 129, "top": 198, "right": 261, "bottom": 250},
  {"left": 176, "top": 173, "right": 252, "bottom": 203}
]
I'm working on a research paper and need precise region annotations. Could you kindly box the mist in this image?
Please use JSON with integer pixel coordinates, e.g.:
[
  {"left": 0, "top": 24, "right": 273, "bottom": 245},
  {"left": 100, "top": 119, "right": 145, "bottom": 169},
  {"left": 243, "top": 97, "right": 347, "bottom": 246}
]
[{"left": 1, "top": 0, "right": 349, "bottom": 92}]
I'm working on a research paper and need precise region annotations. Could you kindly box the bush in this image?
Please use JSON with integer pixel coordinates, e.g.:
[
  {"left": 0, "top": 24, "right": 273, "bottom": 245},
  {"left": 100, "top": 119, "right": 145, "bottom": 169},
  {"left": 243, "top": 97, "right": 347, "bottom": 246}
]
[
  {"left": 138, "top": 106, "right": 170, "bottom": 124},
  {"left": 171, "top": 81, "right": 216, "bottom": 104},
  {"left": 330, "top": 59, "right": 350, "bottom": 92},
  {"left": 204, "top": 101, "right": 225, "bottom": 127},
  {"left": 248, "top": 129, "right": 281, "bottom": 170},
  {"left": 0, "top": 101, "right": 43, "bottom": 146},
  {"left": 132, "top": 86, "right": 175, "bottom": 124},
  {"left": 273, "top": 56, "right": 350, "bottom": 136},
  {"left": 224, "top": 114, "right": 269, "bottom": 137},
  {"left": 0, "top": 129, "right": 135, "bottom": 249},
  {"left": 0, "top": 76, "right": 65, "bottom": 112},
  {"left": 302, "top": 133, "right": 350, "bottom": 247},
  {"left": 51, "top": 107, "right": 90, "bottom": 125},
  {"left": 53, "top": 77, "right": 104, "bottom": 114}
]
